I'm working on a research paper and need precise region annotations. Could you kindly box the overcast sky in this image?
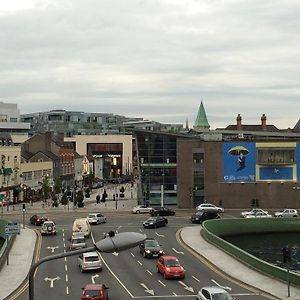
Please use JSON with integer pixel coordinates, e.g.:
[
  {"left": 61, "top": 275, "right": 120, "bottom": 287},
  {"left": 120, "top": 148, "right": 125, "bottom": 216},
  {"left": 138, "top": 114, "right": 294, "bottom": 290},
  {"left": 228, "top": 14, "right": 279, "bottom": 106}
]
[{"left": 1, "top": 0, "right": 299, "bottom": 129}]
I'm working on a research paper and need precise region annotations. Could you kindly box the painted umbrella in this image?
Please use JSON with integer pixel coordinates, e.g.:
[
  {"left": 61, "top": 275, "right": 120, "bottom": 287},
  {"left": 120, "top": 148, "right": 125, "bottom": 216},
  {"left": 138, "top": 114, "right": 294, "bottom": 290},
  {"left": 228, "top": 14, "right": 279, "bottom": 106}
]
[{"left": 228, "top": 145, "right": 250, "bottom": 156}]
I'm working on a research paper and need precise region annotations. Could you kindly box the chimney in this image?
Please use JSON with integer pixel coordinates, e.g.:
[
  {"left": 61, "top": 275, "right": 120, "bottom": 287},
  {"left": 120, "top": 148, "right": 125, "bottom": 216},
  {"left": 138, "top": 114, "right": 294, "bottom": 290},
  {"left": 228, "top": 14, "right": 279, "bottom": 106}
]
[
  {"left": 236, "top": 114, "right": 242, "bottom": 130},
  {"left": 261, "top": 114, "right": 267, "bottom": 130}
]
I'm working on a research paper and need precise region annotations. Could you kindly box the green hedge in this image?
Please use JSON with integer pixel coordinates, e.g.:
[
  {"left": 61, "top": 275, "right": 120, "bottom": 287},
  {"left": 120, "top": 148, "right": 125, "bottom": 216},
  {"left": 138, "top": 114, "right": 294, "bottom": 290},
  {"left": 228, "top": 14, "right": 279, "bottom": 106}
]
[{"left": 201, "top": 218, "right": 300, "bottom": 287}]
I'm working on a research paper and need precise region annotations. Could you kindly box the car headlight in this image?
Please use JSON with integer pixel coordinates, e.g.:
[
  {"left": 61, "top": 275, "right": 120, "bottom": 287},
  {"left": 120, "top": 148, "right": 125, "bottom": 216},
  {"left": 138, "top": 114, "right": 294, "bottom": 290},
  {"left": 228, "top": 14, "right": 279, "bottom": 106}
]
[
  {"left": 145, "top": 250, "right": 151, "bottom": 253},
  {"left": 159, "top": 250, "right": 163, "bottom": 254},
  {"left": 166, "top": 267, "right": 171, "bottom": 272}
]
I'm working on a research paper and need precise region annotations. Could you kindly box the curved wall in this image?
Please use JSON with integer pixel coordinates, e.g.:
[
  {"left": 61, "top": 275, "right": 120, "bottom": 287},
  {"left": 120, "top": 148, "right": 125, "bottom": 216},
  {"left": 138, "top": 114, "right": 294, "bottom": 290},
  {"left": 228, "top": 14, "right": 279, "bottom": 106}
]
[{"left": 201, "top": 218, "right": 300, "bottom": 287}]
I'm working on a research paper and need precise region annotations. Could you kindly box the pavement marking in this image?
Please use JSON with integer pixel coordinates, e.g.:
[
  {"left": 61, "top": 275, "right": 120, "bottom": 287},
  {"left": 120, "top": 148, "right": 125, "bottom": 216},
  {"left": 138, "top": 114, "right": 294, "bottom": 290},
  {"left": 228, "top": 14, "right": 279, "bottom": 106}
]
[
  {"left": 138, "top": 260, "right": 143, "bottom": 266},
  {"left": 211, "top": 279, "right": 231, "bottom": 291},
  {"left": 192, "top": 275, "right": 201, "bottom": 282},
  {"left": 66, "top": 286, "right": 69, "bottom": 294},
  {"left": 158, "top": 280, "right": 166, "bottom": 287},
  {"left": 131, "top": 252, "right": 135, "bottom": 257},
  {"left": 155, "top": 232, "right": 165, "bottom": 237},
  {"left": 147, "top": 269, "right": 153, "bottom": 275},
  {"left": 65, "top": 265, "right": 68, "bottom": 272},
  {"left": 178, "top": 281, "right": 194, "bottom": 293},
  {"left": 44, "top": 276, "right": 60, "bottom": 288},
  {"left": 172, "top": 247, "right": 184, "bottom": 255},
  {"left": 47, "top": 246, "right": 59, "bottom": 253},
  {"left": 140, "top": 283, "right": 155, "bottom": 296},
  {"left": 65, "top": 274, "right": 68, "bottom": 282}
]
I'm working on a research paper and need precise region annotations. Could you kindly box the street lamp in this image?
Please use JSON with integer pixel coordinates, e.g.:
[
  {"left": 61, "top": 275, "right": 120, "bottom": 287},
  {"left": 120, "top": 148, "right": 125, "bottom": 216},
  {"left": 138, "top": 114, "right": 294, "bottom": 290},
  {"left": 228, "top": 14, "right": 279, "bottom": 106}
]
[{"left": 28, "top": 231, "right": 146, "bottom": 300}]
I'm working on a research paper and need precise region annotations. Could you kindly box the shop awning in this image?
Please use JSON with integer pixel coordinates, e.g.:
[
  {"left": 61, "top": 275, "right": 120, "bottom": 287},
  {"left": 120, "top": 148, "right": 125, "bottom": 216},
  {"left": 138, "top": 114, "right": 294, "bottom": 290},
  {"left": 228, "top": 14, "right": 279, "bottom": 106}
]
[{"left": 3, "top": 167, "right": 13, "bottom": 175}]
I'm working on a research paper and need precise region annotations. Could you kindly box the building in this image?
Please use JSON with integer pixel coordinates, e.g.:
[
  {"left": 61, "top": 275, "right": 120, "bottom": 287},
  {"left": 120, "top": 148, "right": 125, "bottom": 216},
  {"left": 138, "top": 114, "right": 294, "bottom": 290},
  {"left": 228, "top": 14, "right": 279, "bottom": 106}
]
[
  {"left": 0, "top": 101, "right": 30, "bottom": 144},
  {"left": 134, "top": 104, "right": 300, "bottom": 209}
]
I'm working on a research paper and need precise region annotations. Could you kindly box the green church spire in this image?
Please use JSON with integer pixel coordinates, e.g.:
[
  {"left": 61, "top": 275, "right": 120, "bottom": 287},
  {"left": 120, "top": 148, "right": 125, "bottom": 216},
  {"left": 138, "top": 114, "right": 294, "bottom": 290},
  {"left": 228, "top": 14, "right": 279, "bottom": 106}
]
[{"left": 194, "top": 100, "right": 210, "bottom": 130}]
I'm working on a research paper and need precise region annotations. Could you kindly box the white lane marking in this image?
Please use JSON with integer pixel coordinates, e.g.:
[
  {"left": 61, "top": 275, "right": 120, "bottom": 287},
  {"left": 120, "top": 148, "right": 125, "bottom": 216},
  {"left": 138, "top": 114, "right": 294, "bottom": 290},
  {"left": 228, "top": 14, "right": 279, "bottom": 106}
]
[
  {"left": 137, "top": 260, "right": 143, "bottom": 266},
  {"left": 65, "top": 265, "right": 67, "bottom": 272},
  {"left": 94, "top": 230, "right": 135, "bottom": 300},
  {"left": 44, "top": 277, "right": 60, "bottom": 288},
  {"left": 140, "top": 283, "right": 155, "bottom": 296},
  {"left": 130, "top": 252, "right": 135, "bottom": 257},
  {"left": 92, "top": 274, "right": 99, "bottom": 284},
  {"left": 211, "top": 279, "right": 232, "bottom": 291},
  {"left": 147, "top": 269, "right": 153, "bottom": 275},
  {"left": 64, "top": 257, "right": 67, "bottom": 262},
  {"left": 178, "top": 281, "right": 194, "bottom": 293},
  {"left": 173, "top": 292, "right": 177, "bottom": 296},
  {"left": 158, "top": 280, "right": 166, "bottom": 287},
  {"left": 155, "top": 232, "right": 165, "bottom": 237},
  {"left": 62, "top": 237, "right": 65, "bottom": 242},
  {"left": 63, "top": 243, "right": 66, "bottom": 248},
  {"left": 47, "top": 246, "right": 59, "bottom": 253},
  {"left": 65, "top": 274, "right": 68, "bottom": 282},
  {"left": 192, "top": 275, "right": 201, "bottom": 282},
  {"left": 66, "top": 286, "right": 69, "bottom": 294},
  {"left": 172, "top": 247, "right": 184, "bottom": 254}
]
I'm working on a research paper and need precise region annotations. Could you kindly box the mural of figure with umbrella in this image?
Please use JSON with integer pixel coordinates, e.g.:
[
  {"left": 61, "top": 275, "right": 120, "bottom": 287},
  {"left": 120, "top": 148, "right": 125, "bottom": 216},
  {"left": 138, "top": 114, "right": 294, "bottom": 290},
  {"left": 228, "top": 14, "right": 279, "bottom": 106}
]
[{"left": 228, "top": 145, "right": 250, "bottom": 171}]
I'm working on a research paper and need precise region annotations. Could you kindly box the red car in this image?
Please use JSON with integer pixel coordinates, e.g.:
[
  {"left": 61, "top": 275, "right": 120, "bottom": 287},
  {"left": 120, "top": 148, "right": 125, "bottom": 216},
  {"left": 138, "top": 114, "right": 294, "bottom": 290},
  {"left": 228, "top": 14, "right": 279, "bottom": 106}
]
[
  {"left": 156, "top": 255, "right": 185, "bottom": 279},
  {"left": 81, "top": 284, "right": 109, "bottom": 300}
]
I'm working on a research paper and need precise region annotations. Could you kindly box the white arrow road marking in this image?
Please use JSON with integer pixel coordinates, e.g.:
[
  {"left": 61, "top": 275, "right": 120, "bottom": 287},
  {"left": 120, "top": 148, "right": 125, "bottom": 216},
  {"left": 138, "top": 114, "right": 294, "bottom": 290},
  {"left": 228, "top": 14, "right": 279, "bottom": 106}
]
[
  {"left": 44, "top": 277, "right": 60, "bottom": 288},
  {"left": 178, "top": 281, "right": 194, "bottom": 293},
  {"left": 91, "top": 274, "right": 99, "bottom": 284},
  {"left": 172, "top": 247, "right": 184, "bottom": 254},
  {"left": 155, "top": 232, "right": 165, "bottom": 237},
  {"left": 47, "top": 246, "right": 59, "bottom": 253},
  {"left": 211, "top": 279, "right": 232, "bottom": 291},
  {"left": 192, "top": 275, "right": 201, "bottom": 282},
  {"left": 112, "top": 251, "right": 119, "bottom": 256},
  {"left": 140, "top": 283, "right": 155, "bottom": 296}
]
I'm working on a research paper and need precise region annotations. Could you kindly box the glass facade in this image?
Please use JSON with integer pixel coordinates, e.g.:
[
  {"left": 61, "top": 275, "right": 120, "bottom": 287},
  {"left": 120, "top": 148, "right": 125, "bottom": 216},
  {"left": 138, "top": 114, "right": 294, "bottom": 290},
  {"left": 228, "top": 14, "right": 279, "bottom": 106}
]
[
  {"left": 192, "top": 150, "right": 205, "bottom": 206},
  {"left": 137, "top": 132, "right": 177, "bottom": 205}
]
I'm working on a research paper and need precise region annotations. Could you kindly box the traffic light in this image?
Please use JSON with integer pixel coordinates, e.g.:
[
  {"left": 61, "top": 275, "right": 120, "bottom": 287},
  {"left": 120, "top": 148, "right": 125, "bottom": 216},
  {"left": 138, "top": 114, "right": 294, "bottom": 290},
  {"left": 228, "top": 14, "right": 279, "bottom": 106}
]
[
  {"left": 22, "top": 203, "right": 26, "bottom": 212},
  {"left": 283, "top": 245, "right": 292, "bottom": 263}
]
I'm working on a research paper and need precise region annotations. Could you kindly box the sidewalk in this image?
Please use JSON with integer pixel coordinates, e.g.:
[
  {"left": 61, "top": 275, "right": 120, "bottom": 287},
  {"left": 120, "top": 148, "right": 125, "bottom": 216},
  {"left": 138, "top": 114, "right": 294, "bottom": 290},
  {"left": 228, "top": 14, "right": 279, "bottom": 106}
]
[{"left": 181, "top": 226, "right": 300, "bottom": 300}]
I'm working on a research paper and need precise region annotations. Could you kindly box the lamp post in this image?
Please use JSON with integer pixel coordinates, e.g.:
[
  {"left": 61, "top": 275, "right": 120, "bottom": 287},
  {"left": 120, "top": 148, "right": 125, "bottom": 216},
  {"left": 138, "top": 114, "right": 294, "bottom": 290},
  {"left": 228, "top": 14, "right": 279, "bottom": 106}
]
[{"left": 28, "top": 231, "right": 146, "bottom": 300}]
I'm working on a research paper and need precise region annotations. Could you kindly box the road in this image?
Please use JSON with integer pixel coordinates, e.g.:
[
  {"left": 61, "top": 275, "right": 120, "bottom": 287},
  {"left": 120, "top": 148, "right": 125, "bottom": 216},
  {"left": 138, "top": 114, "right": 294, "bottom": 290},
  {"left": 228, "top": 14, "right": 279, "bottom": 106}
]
[{"left": 13, "top": 211, "right": 267, "bottom": 299}]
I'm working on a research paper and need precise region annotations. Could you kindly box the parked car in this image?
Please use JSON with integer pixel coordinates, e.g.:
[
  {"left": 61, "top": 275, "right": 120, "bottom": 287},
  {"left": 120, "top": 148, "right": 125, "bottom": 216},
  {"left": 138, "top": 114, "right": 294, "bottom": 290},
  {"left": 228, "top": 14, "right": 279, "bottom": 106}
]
[
  {"left": 78, "top": 251, "right": 102, "bottom": 272},
  {"left": 156, "top": 255, "right": 185, "bottom": 279},
  {"left": 197, "top": 286, "right": 235, "bottom": 300},
  {"left": 196, "top": 203, "right": 224, "bottom": 213},
  {"left": 240, "top": 208, "right": 268, "bottom": 218},
  {"left": 72, "top": 218, "right": 91, "bottom": 237},
  {"left": 191, "top": 210, "right": 220, "bottom": 224},
  {"left": 69, "top": 235, "right": 86, "bottom": 251},
  {"left": 81, "top": 284, "right": 109, "bottom": 300},
  {"left": 244, "top": 211, "right": 272, "bottom": 218},
  {"left": 30, "top": 214, "right": 48, "bottom": 226},
  {"left": 41, "top": 220, "right": 57, "bottom": 235},
  {"left": 274, "top": 209, "right": 298, "bottom": 218},
  {"left": 143, "top": 216, "right": 168, "bottom": 228},
  {"left": 139, "top": 238, "right": 164, "bottom": 258},
  {"left": 132, "top": 205, "right": 153, "bottom": 214},
  {"left": 87, "top": 213, "right": 107, "bottom": 225},
  {"left": 150, "top": 207, "right": 175, "bottom": 216}
]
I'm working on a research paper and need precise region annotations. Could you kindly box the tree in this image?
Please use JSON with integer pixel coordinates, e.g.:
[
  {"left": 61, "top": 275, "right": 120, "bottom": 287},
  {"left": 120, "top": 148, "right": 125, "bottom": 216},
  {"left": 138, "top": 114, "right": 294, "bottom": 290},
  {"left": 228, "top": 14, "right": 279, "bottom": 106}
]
[
  {"left": 53, "top": 177, "right": 62, "bottom": 194},
  {"left": 41, "top": 176, "right": 51, "bottom": 201},
  {"left": 61, "top": 193, "right": 68, "bottom": 206},
  {"left": 76, "top": 190, "right": 84, "bottom": 208}
]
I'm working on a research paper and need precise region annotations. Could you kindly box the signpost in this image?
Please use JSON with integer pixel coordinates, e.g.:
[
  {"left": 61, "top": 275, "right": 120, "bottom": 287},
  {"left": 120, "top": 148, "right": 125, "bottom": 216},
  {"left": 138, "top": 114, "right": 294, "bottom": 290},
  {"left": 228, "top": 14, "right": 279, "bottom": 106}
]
[{"left": 5, "top": 222, "right": 20, "bottom": 265}]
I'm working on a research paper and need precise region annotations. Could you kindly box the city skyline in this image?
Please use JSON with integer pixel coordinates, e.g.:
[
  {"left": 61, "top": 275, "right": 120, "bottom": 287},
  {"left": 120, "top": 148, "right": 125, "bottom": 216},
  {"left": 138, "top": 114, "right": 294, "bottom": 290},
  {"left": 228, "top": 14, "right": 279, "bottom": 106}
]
[{"left": 1, "top": 0, "right": 300, "bottom": 129}]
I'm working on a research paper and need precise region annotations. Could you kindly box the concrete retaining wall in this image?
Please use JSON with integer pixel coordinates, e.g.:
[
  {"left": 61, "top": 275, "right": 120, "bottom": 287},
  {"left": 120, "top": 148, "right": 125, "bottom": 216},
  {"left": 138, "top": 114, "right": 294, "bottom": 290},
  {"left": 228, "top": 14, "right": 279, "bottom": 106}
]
[{"left": 201, "top": 218, "right": 300, "bottom": 287}]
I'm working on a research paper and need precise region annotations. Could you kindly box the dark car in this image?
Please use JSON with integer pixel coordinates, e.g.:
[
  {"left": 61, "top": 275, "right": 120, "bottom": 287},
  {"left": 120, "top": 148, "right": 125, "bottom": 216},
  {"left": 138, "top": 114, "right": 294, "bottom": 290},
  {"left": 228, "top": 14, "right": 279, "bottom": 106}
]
[
  {"left": 139, "top": 238, "right": 164, "bottom": 258},
  {"left": 191, "top": 210, "right": 220, "bottom": 224},
  {"left": 150, "top": 207, "right": 175, "bottom": 216},
  {"left": 30, "top": 214, "right": 49, "bottom": 226},
  {"left": 143, "top": 216, "right": 168, "bottom": 228}
]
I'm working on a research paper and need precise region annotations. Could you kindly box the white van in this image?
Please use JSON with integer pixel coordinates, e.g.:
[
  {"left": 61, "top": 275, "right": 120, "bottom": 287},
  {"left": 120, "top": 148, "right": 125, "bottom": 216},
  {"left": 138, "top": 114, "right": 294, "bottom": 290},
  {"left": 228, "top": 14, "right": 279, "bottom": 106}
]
[{"left": 72, "top": 218, "right": 91, "bottom": 238}]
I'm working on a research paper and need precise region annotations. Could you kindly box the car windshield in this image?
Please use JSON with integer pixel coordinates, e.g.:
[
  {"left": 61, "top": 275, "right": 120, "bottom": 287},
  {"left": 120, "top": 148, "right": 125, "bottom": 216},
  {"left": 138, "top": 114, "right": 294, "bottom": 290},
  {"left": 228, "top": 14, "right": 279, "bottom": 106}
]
[
  {"left": 211, "top": 292, "right": 233, "bottom": 300},
  {"left": 85, "top": 256, "right": 99, "bottom": 262},
  {"left": 84, "top": 290, "right": 101, "bottom": 297},
  {"left": 73, "top": 237, "right": 85, "bottom": 243},
  {"left": 145, "top": 240, "right": 159, "bottom": 247},
  {"left": 147, "top": 218, "right": 156, "bottom": 222},
  {"left": 165, "top": 259, "right": 180, "bottom": 267},
  {"left": 88, "top": 214, "right": 96, "bottom": 218}
]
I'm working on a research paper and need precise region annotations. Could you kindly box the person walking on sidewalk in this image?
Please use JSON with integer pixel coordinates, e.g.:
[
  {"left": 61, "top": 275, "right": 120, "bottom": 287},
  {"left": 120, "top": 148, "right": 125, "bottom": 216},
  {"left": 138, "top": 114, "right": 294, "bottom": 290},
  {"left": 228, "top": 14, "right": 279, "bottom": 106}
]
[{"left": 96, "top": 194, "right": 100, "bottom": 204}]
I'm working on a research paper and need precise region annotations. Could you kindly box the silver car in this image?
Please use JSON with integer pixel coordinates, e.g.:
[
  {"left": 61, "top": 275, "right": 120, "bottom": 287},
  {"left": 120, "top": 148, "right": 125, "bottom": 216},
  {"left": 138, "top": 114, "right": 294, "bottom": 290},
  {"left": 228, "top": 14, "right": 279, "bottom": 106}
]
[
  {"left": 274, "top": 209, "right": 298, "bottom": 218},
  {"left": 132, "top": 205, "right": 153, "bottom": 214},
  {"left": 78, "top": 251, "right": 102, "bottom": 272},
  {"left": 197, "top": 286, "right": 235, "bottom": 300},
  {"left": 69, "top": 235, "right": 86, "bottom": 250},
  {"left": 87, "top": 213, "right": 107, "bottom": 225}
]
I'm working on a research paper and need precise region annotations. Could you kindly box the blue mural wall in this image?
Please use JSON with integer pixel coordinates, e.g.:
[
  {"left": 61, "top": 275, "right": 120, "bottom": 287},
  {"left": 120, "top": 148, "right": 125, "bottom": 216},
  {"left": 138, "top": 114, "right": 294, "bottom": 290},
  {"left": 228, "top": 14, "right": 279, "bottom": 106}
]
[
  {"left": 259, "top": 167, "right": 293, "bottom": 180},
  {"left": 223, "top": 142, "right": 256, "bottom": 182},
  {"left": 297, "top": 143, "right": 300, "bottom": 181}
]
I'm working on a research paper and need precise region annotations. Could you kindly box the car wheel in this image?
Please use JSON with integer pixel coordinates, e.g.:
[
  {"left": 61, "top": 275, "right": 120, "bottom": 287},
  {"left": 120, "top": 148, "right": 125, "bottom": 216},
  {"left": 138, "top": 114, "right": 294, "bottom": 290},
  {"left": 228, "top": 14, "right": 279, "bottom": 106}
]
[
  {"left": 156, "top": 266, "right": 160, "bottom": 273},
  {"left": 163, "top": 272, "right": 167, "bottom": 279},
  {"left": 80, "top": 266, "right": 84, "bottom": 273},
  {"left": 293, "top": 215, "right": 298, "bottom": 217},
  {"left": 279, "top": 215, "right": 283, "bottom": 217},
  {"left": 136, "top": 210, "right": 140, "bottom": 214},
  {"left": 143, "top": 251, "right": 146, "bottom": 258}
]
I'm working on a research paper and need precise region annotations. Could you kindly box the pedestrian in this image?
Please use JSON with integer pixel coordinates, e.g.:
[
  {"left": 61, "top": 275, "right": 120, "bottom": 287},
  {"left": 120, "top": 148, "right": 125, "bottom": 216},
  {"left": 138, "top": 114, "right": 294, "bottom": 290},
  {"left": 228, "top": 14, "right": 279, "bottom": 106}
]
[{"left": 96, "top": 194, "right": 100, "bottom": 204}]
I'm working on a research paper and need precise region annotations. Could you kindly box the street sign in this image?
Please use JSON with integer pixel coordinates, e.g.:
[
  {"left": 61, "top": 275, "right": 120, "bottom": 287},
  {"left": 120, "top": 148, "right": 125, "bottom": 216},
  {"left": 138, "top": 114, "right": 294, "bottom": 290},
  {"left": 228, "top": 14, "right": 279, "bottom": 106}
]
[{"left": 5, "top": 222, "right": 20, "bottom": 235}]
